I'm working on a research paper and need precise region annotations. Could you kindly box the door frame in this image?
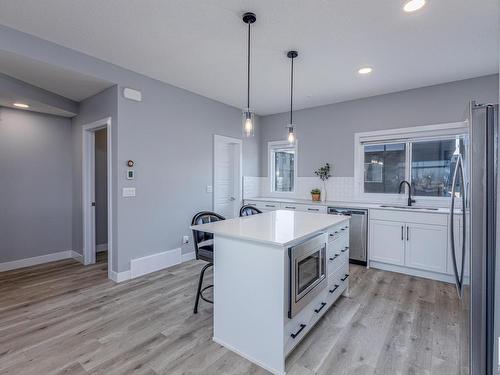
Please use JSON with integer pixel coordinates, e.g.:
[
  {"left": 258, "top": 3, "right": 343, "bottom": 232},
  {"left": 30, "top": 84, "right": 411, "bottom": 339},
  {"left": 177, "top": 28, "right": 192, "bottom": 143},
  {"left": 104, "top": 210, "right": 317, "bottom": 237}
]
[
  {"left": 82, "top": 117, "right": 113, "bottom": 278},
  {"left": 213, "top": 134, "right": 242, "bottom": 218}
]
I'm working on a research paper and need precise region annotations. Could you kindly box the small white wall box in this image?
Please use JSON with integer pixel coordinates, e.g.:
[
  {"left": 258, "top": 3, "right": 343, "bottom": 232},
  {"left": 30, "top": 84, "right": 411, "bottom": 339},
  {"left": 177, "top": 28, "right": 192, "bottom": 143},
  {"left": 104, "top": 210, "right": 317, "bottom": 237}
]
[
  {"left": 122, "top": 187, "right": 136, "bottom": 197},
  {"left": 123, "top": 88, "right": 142, "bottom": 102},
  {"left": 127, "top": 170, "right": 135, "bottom": 180}
]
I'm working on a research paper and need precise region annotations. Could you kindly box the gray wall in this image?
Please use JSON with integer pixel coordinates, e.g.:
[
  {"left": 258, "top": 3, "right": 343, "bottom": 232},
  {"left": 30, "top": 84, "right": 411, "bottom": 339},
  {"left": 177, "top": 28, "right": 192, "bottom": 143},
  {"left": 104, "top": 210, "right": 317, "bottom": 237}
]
[
  {"left": 71, "top": 86, "right": 118, "bottom": 271},
  {"left": 0, "top": 107, "right": 72, "bottom": 262},
  {"left": 260, "top": 74, "right": 499, "bottom": 177},
  {"left": 0, "top": 25, "right": 260, "bottom": 272},
  {"left": 95, "top": 128, "right": 107, "bottom": 246}
]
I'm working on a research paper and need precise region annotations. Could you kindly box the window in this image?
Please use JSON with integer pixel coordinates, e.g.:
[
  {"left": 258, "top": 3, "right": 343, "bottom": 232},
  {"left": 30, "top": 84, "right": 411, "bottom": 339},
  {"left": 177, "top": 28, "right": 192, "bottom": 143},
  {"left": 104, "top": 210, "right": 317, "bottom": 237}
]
[
  {"left": 355, "top": 122, "right": 468, "bottom": 199},
  {"left": 411, "top": 138, "right": 465, "bottom": 197},
  {"left": 364, "top": 143, "right": 406, "bottom": 194},
  {"left": 269, "top": 141, "right": 297, "bottom": 193}
]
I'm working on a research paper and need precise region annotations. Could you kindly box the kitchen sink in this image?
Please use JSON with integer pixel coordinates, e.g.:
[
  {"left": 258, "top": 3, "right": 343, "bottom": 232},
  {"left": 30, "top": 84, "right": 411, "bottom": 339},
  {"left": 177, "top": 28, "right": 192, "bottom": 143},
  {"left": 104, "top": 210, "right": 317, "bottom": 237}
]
[{"left": 379, "top": 205, "right": 439, "bottom": 211}]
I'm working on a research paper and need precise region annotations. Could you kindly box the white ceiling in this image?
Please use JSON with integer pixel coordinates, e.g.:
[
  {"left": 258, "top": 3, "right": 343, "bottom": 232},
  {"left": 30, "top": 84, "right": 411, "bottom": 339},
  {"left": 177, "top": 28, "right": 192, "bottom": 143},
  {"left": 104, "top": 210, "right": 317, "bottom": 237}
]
[
  {"left": 0, "top": 0, "right": 498, "bottom": 115},
  {"left": 0, "top": 51, "right": 113, "bottom": 102}
]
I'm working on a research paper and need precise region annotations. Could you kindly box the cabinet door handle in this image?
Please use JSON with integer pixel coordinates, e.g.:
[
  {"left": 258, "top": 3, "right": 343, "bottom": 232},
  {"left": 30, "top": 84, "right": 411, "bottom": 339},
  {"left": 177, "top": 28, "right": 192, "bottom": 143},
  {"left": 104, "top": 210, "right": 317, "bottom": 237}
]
[
  {"left": 329, "top": 284, "right": 339, "bottom": 293},
  {"left": 401, "top": 226, "right": 404, "bottom": 241},
  {"left": 329, "top": 254, "right": 339, "bottom": 261},
  {"left": 341, "top": 274, "right": 350, "bottom": 282},
  {"left": 265, "top": 204, "right": 275, "bottom": 208},
  {"left": 285, "top": 206, "right": 296, "bottom": 209},
  {"left": 290, "top": 324, "right": 306, "bottom": 339},
  {"left": 406, "top": 226, "right": 409, "bottom": 241},
  {"left": 341, "top": 246, "right": 349, "bottom": 253},
  {"left": 314, "top": 302, "right": 327, "bottom": 313},
  {"left": 308, "top": 208, "right": 319, "bottom": 212}
]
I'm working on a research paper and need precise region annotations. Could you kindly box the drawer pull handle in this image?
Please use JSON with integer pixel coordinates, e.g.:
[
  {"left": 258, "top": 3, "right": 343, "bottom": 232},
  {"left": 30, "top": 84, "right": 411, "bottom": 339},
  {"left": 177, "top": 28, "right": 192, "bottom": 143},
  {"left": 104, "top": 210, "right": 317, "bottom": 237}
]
[
  {"left": 340, "top": 228, "right": 345, "bottom": 231},
  {"left": 308, "top": 208, "right": 319, "bottom": 212},
  {"left": 341, "top": 274, "right": 350, "bottom": 282},
  {"left": 341, "top": 247, "right": 349, "bottom": 253},
  {"left": 329, "top": 254, "right": 340, "bottom": 261},
  {"left": 314, "top": 302, "right": 327, "bottom": 314},
  {"left": 290, "top": 324, "right": 306, "bottom": 339},
  {"left": 285, "top": 206, "right": 296, "bottom": 209},
  {"left": 329, "top": 284, "right": 339, "bottom": 293},
  {"left": 265, "top": 204, "right": 275, "bottom": 207},
  {"left": 334, "top": 231, "right": 339, "bottom": 234}
]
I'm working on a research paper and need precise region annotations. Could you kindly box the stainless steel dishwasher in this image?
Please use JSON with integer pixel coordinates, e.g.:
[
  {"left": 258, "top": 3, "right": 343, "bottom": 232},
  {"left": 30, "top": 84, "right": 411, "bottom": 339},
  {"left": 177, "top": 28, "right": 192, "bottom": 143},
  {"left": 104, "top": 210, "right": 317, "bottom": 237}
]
[{"left": 327, "top": 207, "right": 368, "bottom": 265}]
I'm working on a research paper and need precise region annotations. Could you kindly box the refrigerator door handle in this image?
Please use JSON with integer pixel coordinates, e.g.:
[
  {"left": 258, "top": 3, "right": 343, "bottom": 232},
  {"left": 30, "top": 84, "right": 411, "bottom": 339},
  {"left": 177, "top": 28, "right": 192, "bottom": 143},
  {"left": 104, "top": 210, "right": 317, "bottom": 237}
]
[{"left": 449, "top": 154, "right": 465, "bottom": 299}]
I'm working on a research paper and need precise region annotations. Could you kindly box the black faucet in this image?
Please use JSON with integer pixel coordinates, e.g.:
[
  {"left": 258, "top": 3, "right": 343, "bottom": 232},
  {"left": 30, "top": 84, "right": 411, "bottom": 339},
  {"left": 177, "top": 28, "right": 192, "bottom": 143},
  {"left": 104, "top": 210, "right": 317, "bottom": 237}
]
[{"left": 399, "top": 180, "right": 416, "bottom": 206}]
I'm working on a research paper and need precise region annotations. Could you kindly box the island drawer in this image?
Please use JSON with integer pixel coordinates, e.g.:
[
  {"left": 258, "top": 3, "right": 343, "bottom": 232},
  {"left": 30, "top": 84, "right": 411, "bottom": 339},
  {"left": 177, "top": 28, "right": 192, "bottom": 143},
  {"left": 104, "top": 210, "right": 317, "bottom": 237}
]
[
  {"left": 327, "top": 246, "right": 349, "bottom": 276},
  {"left": 327, "top": 224, "right": 349, "bottom": 243},
  {"left": 285, "top": 263, "right": 349, "bottom": 355}
]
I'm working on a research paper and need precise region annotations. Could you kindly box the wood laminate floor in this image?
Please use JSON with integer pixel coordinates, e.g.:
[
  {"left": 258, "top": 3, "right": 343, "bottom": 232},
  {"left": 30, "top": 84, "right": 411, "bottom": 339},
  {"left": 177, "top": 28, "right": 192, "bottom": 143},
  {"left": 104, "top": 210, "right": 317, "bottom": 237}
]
[{"left": 0, "top": 253, "right": 463, "bottom": 375}]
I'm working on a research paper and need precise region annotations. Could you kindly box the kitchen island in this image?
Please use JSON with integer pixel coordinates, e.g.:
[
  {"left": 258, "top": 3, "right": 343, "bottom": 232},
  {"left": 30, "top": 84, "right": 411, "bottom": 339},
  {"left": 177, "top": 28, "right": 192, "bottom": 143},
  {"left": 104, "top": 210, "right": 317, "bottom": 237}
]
[{"left": 191, "top": 210, "right": 350, "bottom": 374}]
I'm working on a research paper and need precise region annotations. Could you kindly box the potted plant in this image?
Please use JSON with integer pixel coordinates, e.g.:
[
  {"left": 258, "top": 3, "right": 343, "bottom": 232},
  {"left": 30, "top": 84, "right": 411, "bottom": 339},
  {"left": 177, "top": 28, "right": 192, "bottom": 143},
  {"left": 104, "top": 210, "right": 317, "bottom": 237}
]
[
  {"left": 311, "top": 188, "right": 321, "bottom": 201},
  {"left": 314, "top": 163, "right": 332, "bottom": 202}
]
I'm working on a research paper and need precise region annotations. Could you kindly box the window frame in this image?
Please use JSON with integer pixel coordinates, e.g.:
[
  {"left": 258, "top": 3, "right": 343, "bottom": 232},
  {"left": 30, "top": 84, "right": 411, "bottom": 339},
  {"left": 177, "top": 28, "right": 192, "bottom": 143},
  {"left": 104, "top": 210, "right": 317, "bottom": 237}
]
[
  {"left": 354, "top": 121, "right": 468, "bottom": 203},
  {"left": 268, "top": 140, "right": 298, "bottom": 194}
]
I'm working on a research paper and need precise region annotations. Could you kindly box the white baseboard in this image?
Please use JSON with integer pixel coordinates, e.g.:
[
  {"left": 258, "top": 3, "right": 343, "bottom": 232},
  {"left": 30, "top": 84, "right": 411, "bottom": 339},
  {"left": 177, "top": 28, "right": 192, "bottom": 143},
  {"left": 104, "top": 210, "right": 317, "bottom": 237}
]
[
  {"left": 96, "top": 243, "right": 108, "bottom": 253},
  {"left": 71, "top": 251, "right": 84, "bottom": 264},
  {"left": 369, "top": 261, "right": 455, "bottom": 284},
  {"left": 110, "top": 270, "right": 131, "bottom": 283},
  {"left": 181, "top": 251, "right": 196, "bottom": 262},
  {"left": 130, "top": 247, "right": 182, "bottom": 279},
  {"left": 0, "top": 250, "right": 75, "bottom": 272}
]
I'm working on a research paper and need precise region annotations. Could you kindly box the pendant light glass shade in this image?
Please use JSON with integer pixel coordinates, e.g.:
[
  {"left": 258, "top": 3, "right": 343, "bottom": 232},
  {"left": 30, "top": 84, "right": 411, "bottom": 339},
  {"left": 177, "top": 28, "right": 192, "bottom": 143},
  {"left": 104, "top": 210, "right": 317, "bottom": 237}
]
[
  {"left": 286, "top": 50, "right": 298, "bottom": 144},
  {"left": 242, "top": 108, "right": 255, "bottom": 137},
  {"left": 287, "top": 126, "right": 296, "bottom": 144},
  {"left": 242, "top": 12, "right": 256, "bottom": 137}
]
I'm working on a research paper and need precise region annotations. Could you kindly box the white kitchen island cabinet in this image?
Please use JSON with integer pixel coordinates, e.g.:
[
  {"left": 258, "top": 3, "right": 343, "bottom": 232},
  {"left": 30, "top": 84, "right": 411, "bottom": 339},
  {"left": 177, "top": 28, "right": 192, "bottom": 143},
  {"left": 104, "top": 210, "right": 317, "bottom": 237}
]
[{"left": 191, "top": 210, "right": 350, "bottom": 375}]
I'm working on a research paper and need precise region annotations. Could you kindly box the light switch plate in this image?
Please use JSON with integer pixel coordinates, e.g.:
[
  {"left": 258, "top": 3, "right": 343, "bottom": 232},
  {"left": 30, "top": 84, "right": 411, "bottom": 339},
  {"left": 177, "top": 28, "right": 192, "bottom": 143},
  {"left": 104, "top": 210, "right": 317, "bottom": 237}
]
[
  {"left": 122, "top": 187, "right": 136, "bottom": 197},
  {"left": 206, "top": 185, "right": 213, "bottom": 193}
]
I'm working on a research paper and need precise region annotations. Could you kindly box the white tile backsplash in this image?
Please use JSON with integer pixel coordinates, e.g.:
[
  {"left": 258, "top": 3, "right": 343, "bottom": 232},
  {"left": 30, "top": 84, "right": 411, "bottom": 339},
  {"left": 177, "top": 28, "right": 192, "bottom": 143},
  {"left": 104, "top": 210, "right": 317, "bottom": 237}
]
[{"left": 243, "top": 176, "right": 355, "bottom": 202}]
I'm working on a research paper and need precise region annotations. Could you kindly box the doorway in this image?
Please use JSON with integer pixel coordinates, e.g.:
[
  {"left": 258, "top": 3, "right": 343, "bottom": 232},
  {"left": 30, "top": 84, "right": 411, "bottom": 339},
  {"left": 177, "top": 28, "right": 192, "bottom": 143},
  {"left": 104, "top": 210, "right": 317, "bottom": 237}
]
[
  {"left": 213, "top": 135, "right": 242, "bottom": 219},
  {"left": 82, "top": 117, "right": 113, "bottom": 278}
]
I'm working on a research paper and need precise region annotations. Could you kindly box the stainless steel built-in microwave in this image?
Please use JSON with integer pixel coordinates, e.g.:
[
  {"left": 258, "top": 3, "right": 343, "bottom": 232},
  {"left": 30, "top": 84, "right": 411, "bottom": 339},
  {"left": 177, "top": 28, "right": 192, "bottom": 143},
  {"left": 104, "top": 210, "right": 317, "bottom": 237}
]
[{"left": 288, "top": 233, "right": 327, "bottom": 318}]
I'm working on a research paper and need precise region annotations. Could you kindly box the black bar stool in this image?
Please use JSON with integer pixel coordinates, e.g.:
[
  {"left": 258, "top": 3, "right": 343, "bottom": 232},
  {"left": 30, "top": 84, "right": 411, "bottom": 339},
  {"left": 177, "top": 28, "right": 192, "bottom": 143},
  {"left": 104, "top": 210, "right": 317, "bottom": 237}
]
[
  {"left": 191, "top": 211, "right": 225, "bottom": 314},
  {"left": 239, "top": 205, "right": 262, "bottom": 217}
]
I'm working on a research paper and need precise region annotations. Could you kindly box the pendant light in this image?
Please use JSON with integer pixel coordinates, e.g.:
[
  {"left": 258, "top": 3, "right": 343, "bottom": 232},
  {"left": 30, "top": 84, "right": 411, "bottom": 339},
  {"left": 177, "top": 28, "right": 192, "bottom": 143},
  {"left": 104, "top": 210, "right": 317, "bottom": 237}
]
[
  {"left": 286, "top": 50, "right": 298, "bottom": 144},
  {"left": 242, "top": 12, "right": 256, "bottom": 137}
]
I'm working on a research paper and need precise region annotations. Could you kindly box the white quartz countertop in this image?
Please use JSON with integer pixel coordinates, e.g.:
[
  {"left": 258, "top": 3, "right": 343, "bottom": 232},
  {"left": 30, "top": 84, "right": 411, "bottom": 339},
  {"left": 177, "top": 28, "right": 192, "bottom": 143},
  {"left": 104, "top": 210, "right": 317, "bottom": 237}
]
[
  {"left": 245, "top": 197, "right": 453, "bottom": 214},
  {"left": 190, "top": 210, "right": 349, "bottom": 247}
]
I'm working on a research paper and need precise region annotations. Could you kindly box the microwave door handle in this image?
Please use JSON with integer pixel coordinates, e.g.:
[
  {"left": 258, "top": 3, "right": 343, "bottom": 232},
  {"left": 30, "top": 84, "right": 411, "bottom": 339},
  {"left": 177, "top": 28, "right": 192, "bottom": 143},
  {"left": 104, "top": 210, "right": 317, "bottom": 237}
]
[{"left": 449, "top": 155, "right": 463, "bottom": 299}]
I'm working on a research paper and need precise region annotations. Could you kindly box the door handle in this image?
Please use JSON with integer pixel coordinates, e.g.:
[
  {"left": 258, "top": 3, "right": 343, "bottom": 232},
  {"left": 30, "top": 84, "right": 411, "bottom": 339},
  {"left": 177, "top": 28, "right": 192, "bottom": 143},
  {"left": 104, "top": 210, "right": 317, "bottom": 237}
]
[{"left": 290, "top": 324, "right": 306, "bottom": 339}]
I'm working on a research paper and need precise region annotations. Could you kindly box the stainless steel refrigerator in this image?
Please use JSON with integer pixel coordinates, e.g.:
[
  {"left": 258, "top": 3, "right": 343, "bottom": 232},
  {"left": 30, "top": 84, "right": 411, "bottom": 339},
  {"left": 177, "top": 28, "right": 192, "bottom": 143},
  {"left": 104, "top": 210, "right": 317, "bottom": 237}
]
[{"left": 450, "top": 101, "right": 497, "bottom": 375}]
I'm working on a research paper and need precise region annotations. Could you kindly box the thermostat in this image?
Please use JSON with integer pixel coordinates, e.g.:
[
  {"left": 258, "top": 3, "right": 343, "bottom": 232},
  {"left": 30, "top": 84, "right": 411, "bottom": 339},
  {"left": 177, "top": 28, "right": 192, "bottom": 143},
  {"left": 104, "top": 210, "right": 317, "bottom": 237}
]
[{"left": 127, "top": 170, "right": 135, "bottom": 180}]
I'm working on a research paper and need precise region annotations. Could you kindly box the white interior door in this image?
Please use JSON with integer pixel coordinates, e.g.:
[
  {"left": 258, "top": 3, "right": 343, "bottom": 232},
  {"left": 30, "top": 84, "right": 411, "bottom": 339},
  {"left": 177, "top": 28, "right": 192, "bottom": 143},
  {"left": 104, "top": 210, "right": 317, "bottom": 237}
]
[{"left": 214, "top": 135, "right": 242, "bottom": 219}]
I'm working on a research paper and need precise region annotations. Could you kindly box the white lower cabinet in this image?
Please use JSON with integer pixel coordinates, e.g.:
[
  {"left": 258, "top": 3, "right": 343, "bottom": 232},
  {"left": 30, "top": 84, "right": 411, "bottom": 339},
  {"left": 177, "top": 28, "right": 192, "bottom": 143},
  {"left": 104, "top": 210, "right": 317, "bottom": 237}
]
[
  {"left": 369, "top": 209, "right": 449, "bottom": 281},
  {"left": 370, "top": 220, "right": 405, "bottom": 265},
  {"left": 406, "top": 223, "right": 447, "bottom": 273}
]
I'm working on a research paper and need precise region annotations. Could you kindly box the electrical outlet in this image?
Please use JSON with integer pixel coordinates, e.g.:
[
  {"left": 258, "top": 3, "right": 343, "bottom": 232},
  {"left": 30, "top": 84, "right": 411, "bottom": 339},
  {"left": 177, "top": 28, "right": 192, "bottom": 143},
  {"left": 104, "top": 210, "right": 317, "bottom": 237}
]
[{"left": 182, "top": 235, "right": 189, "bottom": 244}]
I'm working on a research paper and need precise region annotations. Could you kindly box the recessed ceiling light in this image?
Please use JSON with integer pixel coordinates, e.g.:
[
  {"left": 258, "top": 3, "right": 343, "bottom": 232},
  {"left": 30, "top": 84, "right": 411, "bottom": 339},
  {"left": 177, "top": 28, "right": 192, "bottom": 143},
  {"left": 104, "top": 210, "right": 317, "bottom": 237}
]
[
  {"left": 403, "top": 0, "right": 426, "bottom": 12},
  {"left": 358, "top": 66, "right": 373, "bottom": 75},
  {"left": 13, "top": 103, "right": 29, "bottom": 108}
]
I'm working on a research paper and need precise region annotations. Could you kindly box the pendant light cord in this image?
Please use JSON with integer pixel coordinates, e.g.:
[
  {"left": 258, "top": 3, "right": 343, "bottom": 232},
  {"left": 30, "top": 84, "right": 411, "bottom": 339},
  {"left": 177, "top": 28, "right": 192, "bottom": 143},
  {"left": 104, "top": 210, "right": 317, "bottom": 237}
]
[
  {"left": 247, "top": 22, "right": 251, "bottom": 109},
  {"left": 290, "top": 56, "right": 294, "bottom": 125}
]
